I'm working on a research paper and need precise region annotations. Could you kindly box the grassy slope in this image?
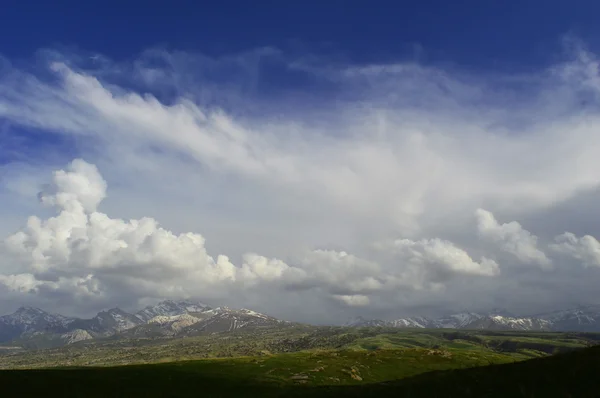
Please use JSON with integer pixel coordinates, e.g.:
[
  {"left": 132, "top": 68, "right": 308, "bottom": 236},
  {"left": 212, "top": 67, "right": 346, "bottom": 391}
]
[
  {"left": 3, "top": 326, "right": 598, "bottom": 369},
  {"left": 306, "top": 345, "right": 600, "bottom": 398},
  {"left": 2, "top": 328, "right": 599, "bottom": 397},
  {"left": 1, "top": 345, "right": 600, "bottom": 397}
]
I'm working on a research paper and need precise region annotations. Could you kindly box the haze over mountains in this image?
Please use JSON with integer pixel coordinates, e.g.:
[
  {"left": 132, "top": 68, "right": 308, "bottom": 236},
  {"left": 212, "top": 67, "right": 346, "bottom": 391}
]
[{"left": 2, "top": 300, "right": 600, "bottom": 350}]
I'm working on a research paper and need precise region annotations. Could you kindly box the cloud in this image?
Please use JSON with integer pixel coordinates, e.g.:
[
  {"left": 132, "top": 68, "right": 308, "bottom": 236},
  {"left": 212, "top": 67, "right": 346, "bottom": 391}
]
[
  {"left": 1, "top": 41, "right": 600, "bottom": 320},
  {"left": 374, "top": 238, "right": 499, "bottom": 290},
  {"left": 550, "top": 232, "right": 600, "bottom": 268},
  {"left": 2, "top": 160, "right": 240, "bottom": 305},
  {"left": 332, "top": 294, "right": 370, "bottom": 307},
  {"left": 0, "top": 273, "right": 43, "bottom": 293},
  {"left": 3, "top": 47, "right": 600, "bottom": 234},
  {"left": 475, "top": 209, "right": 551, "bottom": 269},
  {"left": 2, "top": 159, "right": 499, "bottom": 317},
  {"left": 37, "top": 159, "right": 106, "bottom": 213}
]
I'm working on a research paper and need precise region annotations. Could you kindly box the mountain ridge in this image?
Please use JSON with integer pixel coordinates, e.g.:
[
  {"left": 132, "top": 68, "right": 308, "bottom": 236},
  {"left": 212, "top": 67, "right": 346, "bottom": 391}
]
[
  {"left": 3, "top": 302, "right": 600, "bottom": 350},
  {"left": 346, "top": 307, "right": 600, "bottom": 332},
  {"left": 0, "top": 300, "right": 287, "bottom": 348}
]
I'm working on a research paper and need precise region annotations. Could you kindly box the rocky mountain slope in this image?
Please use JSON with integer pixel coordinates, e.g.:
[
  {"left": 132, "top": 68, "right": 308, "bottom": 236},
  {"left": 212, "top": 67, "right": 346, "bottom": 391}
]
[
  {"left": 179, "top": 307, "right": 288, "bottom": 336},
  {"left": 0, "top": 307, "right": 73, "bottom": 342},
  {"left": 535, "top": 305, "right": 600, "bottom": 332},
  {"left": 0, "top": 301, "right": 288, "bottom": 348},
  {"left": 135, "top": 300, "right": 210, "bottom": 322},
  {"left": 67, "top": 308, "right": 144, "bottom": 336}
]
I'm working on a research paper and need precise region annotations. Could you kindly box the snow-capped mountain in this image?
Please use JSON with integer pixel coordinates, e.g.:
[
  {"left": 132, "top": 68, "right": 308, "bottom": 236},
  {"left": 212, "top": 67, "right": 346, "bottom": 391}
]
[
  {"left": 459, "top": 315, "right": 551, "bottom": 331},
  {"left": 5, "top": 302, "right": 600, "bottom": 350},
  {"left": 61, "top": 329, "right": 93, "bottom": 345},
  {"left": 0, "top": 307, "right": 73, "bottom": 342},
  {"left": 135, "top": 300, "right": 210, "bottom": 322},
  {"left": 0, "top": 307, "right": 72, "bottom": 330},
  {"left": 180, "top": 307, "right": 290, "bottom": 336},
  {"left": 345, "top": 313, "right": 486, "bottom": 329},
  {"left": 346, "top": 310, "right": 568, "bottom": 332},
  {"left": 148, "top": 314, "right": 202, "bottom": 332},
  {"left": 122, "top": 313, "right": 205, "bottom": 338},
  {"left": 388, "top": 317, "right": 437, "bottom": 328},
  {"left": 536, "top": 305, "right": 600, "bottom": 332},
  {"left": 0, "top": 300, "right": 288, "bottom": 346},
  {"left": 435, "top": 312, "right": 485, "bottom": 328},
  {"left": 67, "top": 307, "right": 144, "bottom": 336},
  {"left": 345, "top": 316, "right": 435, "bottom": 328},
  {"left": 118, "top": 305, "right": 288, "bottom": 338}
]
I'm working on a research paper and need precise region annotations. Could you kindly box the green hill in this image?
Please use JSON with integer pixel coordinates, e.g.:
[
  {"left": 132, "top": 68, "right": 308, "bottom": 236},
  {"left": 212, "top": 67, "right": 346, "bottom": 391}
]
[{"left": 1, "top": 342, "right": 599, "bottom": 397}]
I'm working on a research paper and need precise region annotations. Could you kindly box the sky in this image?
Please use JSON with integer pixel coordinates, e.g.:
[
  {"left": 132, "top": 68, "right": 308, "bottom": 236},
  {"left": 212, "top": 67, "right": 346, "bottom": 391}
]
[{"left": 1, "top": 1, "right": 600, "bottom": 324}]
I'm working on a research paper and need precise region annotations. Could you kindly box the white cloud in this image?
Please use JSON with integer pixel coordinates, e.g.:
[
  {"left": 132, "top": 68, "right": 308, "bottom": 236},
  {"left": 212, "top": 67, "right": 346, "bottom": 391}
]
[
  {"left": 475, "top": 208, "right": 551, "bottom": 269},
  {"left": 1, "top": 42, "right": 600, "bottom": 319},
  {"left": 2, "top": 160, "right": 242, "bottom": 302},
  {"left": 2, "top": 159, "right": 494, "bottom": 315},
  {"left": 550, "top": 232, "right": 600, "bottom": 268},
  {"left": 0, "top": 273, "right": 43, "bottom": 293},
  {"left": 38, "top": 159, "right": 107, "bottom": 213},
  {"left": 374, "top": 238, "right": 499, "bottom": 290}
]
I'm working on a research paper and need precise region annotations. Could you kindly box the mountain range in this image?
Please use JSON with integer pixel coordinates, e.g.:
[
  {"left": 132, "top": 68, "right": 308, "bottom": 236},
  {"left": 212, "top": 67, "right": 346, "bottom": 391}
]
[
  {"left": 346, "top": 306, "right": 600, "bottom": 332},
  {"left": 0, "top": 300, "right": 288, "bottom": 349},
  {"left": 2, "top": 302, "right": 600, "bottom": 350}
]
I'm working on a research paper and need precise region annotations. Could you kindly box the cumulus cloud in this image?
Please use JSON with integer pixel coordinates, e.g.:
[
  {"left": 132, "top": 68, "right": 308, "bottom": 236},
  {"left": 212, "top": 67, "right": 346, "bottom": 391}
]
[
  {"left": 0, "top": 273, "right": 43, "bottom": 293},
  {"left": 2, "top": 160, "right": 241, "bottom": 305},
  {"left": 38, "top": 159, "right": 107, "bottom": 213},
  {"left": 1, "top": 159, "right": 500, "bottom": 316},
  {"left": 374, "top": 238, "right": 499, "bottom": 291},
  {"left": 475, "top": 209, "right": 551, "bottom": 269},
  {"left": 550, "top": 232, "right": 600, "bottom": 268},
  {"left": 1, "top": 41, "right": 600, "bottom": 320}
]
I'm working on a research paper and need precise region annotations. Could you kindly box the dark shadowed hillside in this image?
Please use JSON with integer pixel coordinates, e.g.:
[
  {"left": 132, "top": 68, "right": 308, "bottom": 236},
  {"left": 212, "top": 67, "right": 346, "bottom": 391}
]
[{"left": 1, "top": 343, "right": 600, "bottom": 397}]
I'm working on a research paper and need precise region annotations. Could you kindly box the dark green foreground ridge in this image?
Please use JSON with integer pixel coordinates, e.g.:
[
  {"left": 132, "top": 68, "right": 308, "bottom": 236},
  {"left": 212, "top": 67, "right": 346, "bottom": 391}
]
[{"left": 1, "top": 339, "right": 600, "bottom": 397}]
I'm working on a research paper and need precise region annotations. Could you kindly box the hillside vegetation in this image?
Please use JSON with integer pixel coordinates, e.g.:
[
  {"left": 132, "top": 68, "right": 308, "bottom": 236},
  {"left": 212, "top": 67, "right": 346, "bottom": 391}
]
[
  {"left": 2, "top": 325, "right": 599, "bottom": 368},
  {"left": 1, "top": 327, "right": 600, "bottom": 396},
  {"left": 1, "top": 343, "right": 600, "bottom": 397}
]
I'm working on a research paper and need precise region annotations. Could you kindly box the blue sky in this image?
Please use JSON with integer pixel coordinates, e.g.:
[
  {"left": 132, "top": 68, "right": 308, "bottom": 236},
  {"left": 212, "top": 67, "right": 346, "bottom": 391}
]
[
  {"left": 3, "top": 0, "right": 600, "bottom": 68},
  {"left": 1, "top": 1, "right": 600, "bottom": 321}
]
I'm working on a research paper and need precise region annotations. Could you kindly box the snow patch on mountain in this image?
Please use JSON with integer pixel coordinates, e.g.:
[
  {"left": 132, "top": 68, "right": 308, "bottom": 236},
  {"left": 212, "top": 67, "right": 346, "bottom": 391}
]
[
  {"left": 347, "top": 311, "right": 554, "bottom": 331},
  {"left": 61, "top": 329, "right": 93, "bottom": 344},
  {"left": 95, "top": 308, "right": 143, "bottom": 332},
  {"left": 136, "top": 300, "right": 210, "bottom": 322},
  {"left": 437, "top": 313, "right": 484, "bottom": 328},
  {"left": 0, "top": 307, "right": 72, "bottom": 330},
  {"left": 148, "top": 314, "right": 202, "bottom": 333}
]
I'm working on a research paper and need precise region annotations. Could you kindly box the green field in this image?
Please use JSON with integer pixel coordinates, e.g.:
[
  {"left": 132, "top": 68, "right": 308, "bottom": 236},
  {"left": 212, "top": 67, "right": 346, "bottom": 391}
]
[{"left": 2, "top": 327, "right": 600, "bottom": 397}]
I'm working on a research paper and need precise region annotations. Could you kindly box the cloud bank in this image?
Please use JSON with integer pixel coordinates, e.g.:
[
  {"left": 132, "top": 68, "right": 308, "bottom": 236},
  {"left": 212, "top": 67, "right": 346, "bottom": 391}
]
[
  {"left": 1, "top": 41, "right": 600, "bottom": 322},
  {"left": 1, "top": 159, "right": 500, "bottom": 319}
]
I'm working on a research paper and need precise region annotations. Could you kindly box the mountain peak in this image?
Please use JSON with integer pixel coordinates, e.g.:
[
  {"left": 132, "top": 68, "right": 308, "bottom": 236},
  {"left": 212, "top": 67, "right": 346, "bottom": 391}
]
[
  {"left": 0, "top": 306, "right": 69, "bottom": 334},
  {"left": 134, "top": 300, "right": 210, "bottom": 322},
  {"left": 94, "top": 307, "right": 129, "bottom": 317},
  {"left": 488, "top": 308, "right": 515, "bottom": 317},
  {"left": 14, "top": 306, "right": 47, "bottom": 315}
]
